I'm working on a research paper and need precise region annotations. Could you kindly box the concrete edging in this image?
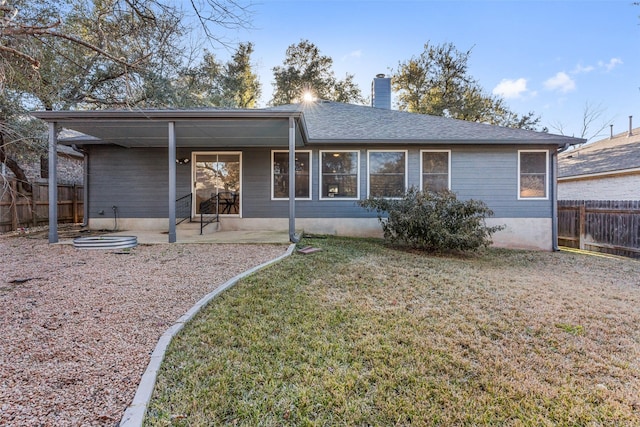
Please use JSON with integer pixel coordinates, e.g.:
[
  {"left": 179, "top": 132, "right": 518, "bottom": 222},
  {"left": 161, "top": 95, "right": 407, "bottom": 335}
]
[{"left": 119, "top": 243, "right": 297, "bottom": 426}]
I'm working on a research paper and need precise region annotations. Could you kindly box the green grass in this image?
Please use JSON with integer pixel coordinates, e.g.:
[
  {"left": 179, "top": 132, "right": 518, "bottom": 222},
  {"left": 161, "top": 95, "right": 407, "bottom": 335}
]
[{"left": 145, "top": 237, "right": 640, "bottom": 426}]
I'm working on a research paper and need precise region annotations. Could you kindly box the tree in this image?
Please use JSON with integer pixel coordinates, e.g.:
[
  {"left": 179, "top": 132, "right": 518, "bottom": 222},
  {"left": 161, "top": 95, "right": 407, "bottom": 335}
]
[
  {"left": 1, "top": 0, "right": 186, "bottom": 193},
  {"left": 392, "top": 41, "right": 540, "bottom": 130},
  {"left": 549, "top": 102, "right": 613, "bottom": 143},
  {"left": 219, "top": 42, "right": 261, "bottom": 108},
  {"left": 1, "top": 0, "right": 253, "bottom": 194},
  {"left": 169, "top": 51, "right": 224, "bottom": 107},
  {"left": 271, "top": 39, "right": 364, "bottom": 105}
]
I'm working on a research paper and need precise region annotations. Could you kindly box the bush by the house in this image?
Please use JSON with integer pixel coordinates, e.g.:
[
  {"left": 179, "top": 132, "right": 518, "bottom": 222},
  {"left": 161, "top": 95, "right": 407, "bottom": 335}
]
[{"left": 359, "top": 188, "right": 504, "bottom": 252}]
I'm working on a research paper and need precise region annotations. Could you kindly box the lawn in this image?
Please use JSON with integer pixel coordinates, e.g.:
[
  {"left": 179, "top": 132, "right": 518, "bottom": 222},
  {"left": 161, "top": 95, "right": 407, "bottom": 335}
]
[{"left": 145, "top": 237, "right": 640, "bottom": 426}]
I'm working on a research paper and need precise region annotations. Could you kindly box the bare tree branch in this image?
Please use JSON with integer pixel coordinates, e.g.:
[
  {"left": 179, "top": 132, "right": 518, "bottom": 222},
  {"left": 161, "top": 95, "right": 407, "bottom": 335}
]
[{"left": 0, "top": 43, "right": 40, "bottom": 68}]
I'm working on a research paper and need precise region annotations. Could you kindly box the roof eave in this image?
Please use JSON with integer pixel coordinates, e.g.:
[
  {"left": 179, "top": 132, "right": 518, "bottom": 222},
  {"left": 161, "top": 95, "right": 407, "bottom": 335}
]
[
  {"left": 31, "top": 109, "right": 304, "bottom": 121},
  {"left": 558, "top": 167, "right": 640, "bottom": 181},
  {"left": 304, "top": 138, "right": 577, "bottom": 147}
]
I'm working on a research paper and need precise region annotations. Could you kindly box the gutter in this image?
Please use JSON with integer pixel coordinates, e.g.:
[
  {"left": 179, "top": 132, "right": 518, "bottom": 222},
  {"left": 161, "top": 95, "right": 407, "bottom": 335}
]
[{"left": 551, "top": 150, "right": 559, "bottom": 251}]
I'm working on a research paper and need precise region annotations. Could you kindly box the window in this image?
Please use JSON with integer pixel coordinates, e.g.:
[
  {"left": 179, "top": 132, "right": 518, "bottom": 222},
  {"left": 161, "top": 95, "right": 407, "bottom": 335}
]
[
  {"left": 319, "top": 151, "right": 359, "bottom": 200},
  {"left": 421, "top": 150, "right": 450, "bottom": 192},
  {"left": 518, "top": 150, "right": 548, "bottom": 199},
  {"left": 367, "top": 150, "right": 407, "bottom": 198},
  {"left": 272, "top": 150, "right": 311, "bottom": 199}
]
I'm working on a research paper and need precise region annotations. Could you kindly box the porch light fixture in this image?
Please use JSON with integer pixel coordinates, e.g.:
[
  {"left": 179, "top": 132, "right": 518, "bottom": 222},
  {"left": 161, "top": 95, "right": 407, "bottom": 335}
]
[{"left": 176, "top": 158, "right": 190, "bottom": 165}]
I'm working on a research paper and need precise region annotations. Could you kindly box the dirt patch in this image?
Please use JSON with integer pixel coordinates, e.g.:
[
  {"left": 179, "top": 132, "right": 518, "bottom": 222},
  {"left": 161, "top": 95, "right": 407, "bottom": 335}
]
[{"left": 0, "top": 231, "right": 289, "bottom": 426}]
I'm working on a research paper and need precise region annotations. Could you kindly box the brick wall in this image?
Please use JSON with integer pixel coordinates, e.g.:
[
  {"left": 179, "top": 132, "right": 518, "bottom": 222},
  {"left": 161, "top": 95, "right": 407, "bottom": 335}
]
[
  {"left": 558, "top": 174, "right": 640, "bottom": 200},
  {"left": 3, "top": 154, "right": 83, "bottom": 185}
]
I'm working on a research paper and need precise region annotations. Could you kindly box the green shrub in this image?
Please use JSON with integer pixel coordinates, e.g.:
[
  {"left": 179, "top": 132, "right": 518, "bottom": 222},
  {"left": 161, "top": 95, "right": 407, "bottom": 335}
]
[{"left": 359, "top": 188, "right": 504, "bottom": 252}]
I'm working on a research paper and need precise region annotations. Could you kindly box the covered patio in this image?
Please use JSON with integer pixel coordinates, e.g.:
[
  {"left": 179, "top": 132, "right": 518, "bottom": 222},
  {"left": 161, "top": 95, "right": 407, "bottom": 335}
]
[{"left": 33, "top": 109, "right": 307, "bottom": 244}]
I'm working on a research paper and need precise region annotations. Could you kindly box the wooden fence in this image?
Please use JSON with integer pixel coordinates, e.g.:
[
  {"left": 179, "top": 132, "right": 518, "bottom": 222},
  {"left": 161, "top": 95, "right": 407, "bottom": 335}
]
[
  {"left": 0, "top": 179, "right": 84, "bottom": 233},
  {"left": 558, "top": 200, "right": 640, "bottom": 258}
]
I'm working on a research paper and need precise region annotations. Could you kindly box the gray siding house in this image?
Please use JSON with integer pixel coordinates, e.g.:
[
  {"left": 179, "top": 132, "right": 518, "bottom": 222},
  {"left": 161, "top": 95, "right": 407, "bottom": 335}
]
[{"left": 34, "top": 101, "right": 582, "bottom": 250}]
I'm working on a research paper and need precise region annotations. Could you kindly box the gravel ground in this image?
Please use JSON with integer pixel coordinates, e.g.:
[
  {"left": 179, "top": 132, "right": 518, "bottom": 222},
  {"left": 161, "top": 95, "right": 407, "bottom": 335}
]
[{"left": 0, "top": 232, "right": 289, "bottom": 426}]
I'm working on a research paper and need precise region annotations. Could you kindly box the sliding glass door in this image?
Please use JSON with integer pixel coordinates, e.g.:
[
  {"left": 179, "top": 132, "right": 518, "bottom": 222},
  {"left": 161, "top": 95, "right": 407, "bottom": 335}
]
[{"left": 193, "top": 152, "right": 241, "bottom": 216}]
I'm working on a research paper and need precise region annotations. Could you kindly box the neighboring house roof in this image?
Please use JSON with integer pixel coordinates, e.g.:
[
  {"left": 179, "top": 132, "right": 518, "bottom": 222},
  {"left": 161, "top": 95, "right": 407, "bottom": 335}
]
[
  {"left": 56, "top": 142, "right": 84, "bottom": 159},
  {"left": 558, "top": 127, "right": 640, "bottom": 179},
  {"left": 32, "top": 101, "right": 583, "bottom": 148}
]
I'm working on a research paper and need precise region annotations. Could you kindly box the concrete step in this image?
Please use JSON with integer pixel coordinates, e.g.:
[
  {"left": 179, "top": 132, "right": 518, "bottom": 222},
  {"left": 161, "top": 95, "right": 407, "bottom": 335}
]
[{"left": 177, "top": 219, "right": 219, "bottom": 235}]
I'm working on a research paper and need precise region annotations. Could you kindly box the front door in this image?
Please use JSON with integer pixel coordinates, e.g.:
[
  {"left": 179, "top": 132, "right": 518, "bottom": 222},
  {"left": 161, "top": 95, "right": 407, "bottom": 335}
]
[{"left": 193, "top": 152, "right": 241, "bottom": 216}]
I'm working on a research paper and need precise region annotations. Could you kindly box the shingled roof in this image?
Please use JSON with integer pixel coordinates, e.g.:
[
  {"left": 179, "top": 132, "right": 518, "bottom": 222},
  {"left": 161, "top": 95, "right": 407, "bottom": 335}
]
[
  {"left": 558, "top": 128, "right": 640, "bottom": 178},
  {"left": 36, "top": 100, "right": 583, "bottom": 148},
  {"left": 269, "top": 100, "right": 581, "bottom": 145}
]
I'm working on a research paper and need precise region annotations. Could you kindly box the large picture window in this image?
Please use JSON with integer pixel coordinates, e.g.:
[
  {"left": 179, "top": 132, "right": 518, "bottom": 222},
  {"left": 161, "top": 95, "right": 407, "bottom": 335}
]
[
  {"left": 367, "top": 150, "right": 407, "bottom": 198},
  {"left": 272, "top": 150, "right": 311, "bottom": 199},
  {"left": 518, "top": 150, "right": 548, "bottom": 199},
  {"left": 320, "top": 151, "right": 359, "bottom": 200},
  {"left": 421, "top": 150, "right": 450, "bottom": 192}
]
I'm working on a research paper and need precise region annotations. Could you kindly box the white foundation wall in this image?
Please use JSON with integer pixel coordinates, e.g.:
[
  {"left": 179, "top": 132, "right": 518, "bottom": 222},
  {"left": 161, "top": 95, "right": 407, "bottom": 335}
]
[
  {"left": 485, "top": 218, "right": 553, "bottom": 251},
  {"left": 92, "top": 216, "right": 554, "bottom": 251},
  {"left": 89, "top": 218, "right": 169, "bottom": 231},
  {"left": 221, "top": 217, "right": 553, "bottom": 250}
]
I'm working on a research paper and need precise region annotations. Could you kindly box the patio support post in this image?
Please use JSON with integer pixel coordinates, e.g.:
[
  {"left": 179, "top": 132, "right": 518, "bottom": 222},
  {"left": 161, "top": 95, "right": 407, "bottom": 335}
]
[
  {"left": 288, "top": 117, "right": 299, "bottom": 243},
  {"left": 168, "top": 121, "right": 177, "bottom": 243},
  {"left": 48, "top": 122, "right": 58, "bottom": 243}
]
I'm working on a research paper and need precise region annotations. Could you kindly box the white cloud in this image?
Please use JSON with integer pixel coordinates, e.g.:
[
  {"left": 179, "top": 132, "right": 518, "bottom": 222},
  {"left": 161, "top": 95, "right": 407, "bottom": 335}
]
[
  {"left": 598, "top": 57, "right": 622, "bottom": 72},
  {"left": 492, "top": 78, "right": 529, "bottom": 99},
  {"left": 341, "top": 50, "right": 363, "bottom": 61},
  {"left": 572, "top": 64, "right": 594, "bottom": 74},
  {"left": 544, "top": 72, "right": 576, "bottom": 93}
]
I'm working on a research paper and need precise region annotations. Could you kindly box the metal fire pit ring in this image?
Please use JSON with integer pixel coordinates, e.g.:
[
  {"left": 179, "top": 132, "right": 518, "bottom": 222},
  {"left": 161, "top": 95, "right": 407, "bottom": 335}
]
[{"left": 73, "top": 236, "right": 138, "bottom": 250}]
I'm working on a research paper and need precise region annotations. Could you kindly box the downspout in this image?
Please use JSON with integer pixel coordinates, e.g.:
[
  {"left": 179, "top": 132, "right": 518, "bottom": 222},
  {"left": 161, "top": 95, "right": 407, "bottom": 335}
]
[
  {"left": 551, "top": 149, "right": 559, "bottom": 251},
  {"left": 48, "top": 122, "right": 58, "bottom": 243},
  {"left": 72, "top": 144, "right": 89, "bottom": 227},
  {"left": 288, "top": 116, "right": 300, "bottom": 243}
]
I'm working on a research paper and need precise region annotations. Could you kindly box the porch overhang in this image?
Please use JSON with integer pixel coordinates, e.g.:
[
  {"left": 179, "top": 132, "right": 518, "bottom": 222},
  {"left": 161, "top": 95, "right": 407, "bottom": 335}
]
[
  {"left": 32, "top": 110, "right": 307, "bottom": 148},
  {"left": 34, "top": 109, "right": 306, "bottom": 244}
]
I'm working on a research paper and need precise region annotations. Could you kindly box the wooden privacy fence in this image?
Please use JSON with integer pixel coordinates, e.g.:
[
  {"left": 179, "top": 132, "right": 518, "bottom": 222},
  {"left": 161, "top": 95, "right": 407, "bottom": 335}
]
[
  {"left": 558, "top": 200, "right": 640, "bottom": 258},
  {"left": 0, "top": 179, "right": 84, "bottom": 233}
]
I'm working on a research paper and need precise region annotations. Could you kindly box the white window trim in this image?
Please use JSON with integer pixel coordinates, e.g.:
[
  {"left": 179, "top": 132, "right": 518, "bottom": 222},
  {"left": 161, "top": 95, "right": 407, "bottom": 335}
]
[
  {"left": 420, "top": 149, "right": 451, "bottom": 192},
  {"left": 271, "top": 149, "right": 312, "bottom": 200},
  {"left": 319, "top": 150, "right": 360, "bottom": 201},
  {"left": 191, "top": 151, "right": 243, "bottom": 217},
  {"left": 517, "top": 149, "right": 549, "bottom": 200},
  {"left": 367, "top": 149, "right": 408, "bottom": 199}
]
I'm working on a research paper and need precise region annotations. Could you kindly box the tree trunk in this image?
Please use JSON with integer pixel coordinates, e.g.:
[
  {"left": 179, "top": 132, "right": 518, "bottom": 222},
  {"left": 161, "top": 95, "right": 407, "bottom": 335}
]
[{"left": 0, "top": 129, "right": 33, "bottom": 194}]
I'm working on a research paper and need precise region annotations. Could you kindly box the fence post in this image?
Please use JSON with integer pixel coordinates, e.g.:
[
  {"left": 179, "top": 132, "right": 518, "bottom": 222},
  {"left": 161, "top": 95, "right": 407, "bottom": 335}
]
[
  {"left": 72, "top": 184, "right": 78, "bottom": 223},
  {"left": 31, "top": 183, "right": 38, "bottom": 227},
  {"left": 10, "top": 180, "right": 18, "bottom": 230},
  {"left": 579, "top": 204, "right": 586, "bottom": 250}
]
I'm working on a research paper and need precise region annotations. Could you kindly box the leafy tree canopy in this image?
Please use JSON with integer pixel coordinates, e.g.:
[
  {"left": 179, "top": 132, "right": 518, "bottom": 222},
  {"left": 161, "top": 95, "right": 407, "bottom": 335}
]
[
  {"left": 392, "top": 41, "right": 541, "bottom": 130},
  {"left": 1, "top": 0, "right": 257, "bottom": 192},
  {"left": 271, "top": 39, "right": 364, "bottom": 105}
]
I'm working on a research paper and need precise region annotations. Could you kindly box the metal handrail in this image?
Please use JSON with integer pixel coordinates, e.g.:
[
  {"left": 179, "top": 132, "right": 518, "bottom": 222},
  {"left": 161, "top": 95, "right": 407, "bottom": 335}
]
[
  {"left": 176, "top": 193, "right": 192, "bottom": 225},
  {"left": 199, "top": 194, "right": 220, "bottom": 234}
]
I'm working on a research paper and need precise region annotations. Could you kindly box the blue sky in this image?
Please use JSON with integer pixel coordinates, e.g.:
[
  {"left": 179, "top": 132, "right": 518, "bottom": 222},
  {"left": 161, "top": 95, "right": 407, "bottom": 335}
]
[{"left": 201, "top": 0, "right": 639, "bottom": 140}]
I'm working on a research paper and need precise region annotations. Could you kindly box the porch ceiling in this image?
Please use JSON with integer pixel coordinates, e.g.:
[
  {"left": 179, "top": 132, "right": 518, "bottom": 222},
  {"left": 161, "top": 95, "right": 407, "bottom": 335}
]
[{"left": 32, "top": 111, "right": 305, "bottom": 148}]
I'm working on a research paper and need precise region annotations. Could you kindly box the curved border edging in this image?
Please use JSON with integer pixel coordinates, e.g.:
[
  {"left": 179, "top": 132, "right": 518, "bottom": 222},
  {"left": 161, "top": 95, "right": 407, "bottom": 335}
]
[{"left": 119, "top": 243, "right": 297, "bottom": 426}]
